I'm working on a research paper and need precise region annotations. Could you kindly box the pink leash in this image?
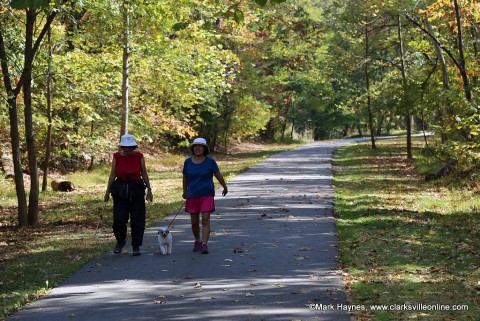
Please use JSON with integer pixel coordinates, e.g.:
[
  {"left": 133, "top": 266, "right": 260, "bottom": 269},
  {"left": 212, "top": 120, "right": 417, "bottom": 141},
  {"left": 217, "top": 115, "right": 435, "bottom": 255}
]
[{"left": 168, "top": 202, "right": 185, "bottom": 229}]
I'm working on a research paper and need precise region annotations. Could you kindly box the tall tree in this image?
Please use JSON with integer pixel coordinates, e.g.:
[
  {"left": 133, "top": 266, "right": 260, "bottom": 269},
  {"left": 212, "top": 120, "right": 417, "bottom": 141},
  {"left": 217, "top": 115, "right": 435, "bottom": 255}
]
[
  {"left": 41, "top": 27, "right": 53, "bottom": 192},
  {"left": 397, "top": 14, "right": 412, "bottom": 158},
  {"left": 120, "top": 0, "right": 130, "bottom": 137},
  {"left": 0, "top": 0, "right": 62, "bottom": 226}
]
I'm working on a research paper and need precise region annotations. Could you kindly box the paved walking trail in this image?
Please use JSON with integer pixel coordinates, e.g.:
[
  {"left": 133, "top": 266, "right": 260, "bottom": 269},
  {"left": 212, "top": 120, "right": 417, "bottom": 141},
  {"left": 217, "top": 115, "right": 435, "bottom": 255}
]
[{"left": 9, "top": 139, "right": 362, "bottom": 321}]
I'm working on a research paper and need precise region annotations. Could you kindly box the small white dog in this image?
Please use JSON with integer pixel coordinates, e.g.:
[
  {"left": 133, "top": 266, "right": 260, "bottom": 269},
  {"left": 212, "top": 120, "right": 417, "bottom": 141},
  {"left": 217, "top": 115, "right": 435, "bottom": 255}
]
[{"left": 157, "top": 227, "right": 173, "bottom": 255}]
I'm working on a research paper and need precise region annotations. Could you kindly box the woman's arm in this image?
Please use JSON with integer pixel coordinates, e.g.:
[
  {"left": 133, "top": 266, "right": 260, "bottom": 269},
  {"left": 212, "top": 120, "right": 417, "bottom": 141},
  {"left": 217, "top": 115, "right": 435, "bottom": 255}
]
[
  {"left": 104, "top": 158, "right": 117, "bottom": 202},
  {"left": 141, "top": 156, "right": 153, "bottom": 202},
  {"left": 182, "top": 174, "right": 188, "bottom": 199},
  {"left": 214, "top": 171, "right": 228, "bottom": 196}
]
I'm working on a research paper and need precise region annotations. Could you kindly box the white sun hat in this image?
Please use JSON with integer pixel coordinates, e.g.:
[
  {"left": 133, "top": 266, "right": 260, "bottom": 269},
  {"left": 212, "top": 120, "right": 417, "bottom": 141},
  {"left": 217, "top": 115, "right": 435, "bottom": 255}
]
[
  {"left": 119, "top": 133, "right": 138, "bottom": 147},
  {"left": 189, "top": 137, "right": 210, "bottom": 155}
]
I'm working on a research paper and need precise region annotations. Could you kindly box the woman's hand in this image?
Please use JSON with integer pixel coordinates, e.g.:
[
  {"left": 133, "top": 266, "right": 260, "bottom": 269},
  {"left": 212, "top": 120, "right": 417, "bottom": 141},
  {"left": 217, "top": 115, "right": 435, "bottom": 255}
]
[
  {"left": 104, "top": 191, "right": 110, "bottom": 202},
  {"left": 222, "top": 186, "right": 228, "bottom": 196},
  {"left": 146, "top": 189, "right": 153, "bottom": 203}
]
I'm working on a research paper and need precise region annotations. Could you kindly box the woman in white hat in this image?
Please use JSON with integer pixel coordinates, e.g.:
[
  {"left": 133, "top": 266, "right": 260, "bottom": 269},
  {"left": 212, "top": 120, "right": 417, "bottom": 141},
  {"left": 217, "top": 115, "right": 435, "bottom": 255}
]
[
  {"left": 104, "top": 133, "right": 153, "bottom": 256},
  {"left": 182, "top": 137, "right": 228, "bottom": 254}
]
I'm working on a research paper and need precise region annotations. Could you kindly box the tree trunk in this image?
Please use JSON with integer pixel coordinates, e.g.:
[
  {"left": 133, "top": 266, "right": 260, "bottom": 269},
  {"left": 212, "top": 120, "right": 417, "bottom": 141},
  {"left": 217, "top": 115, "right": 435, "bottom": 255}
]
[
  {"left": 365, "top": 25, "right": 376, "bottom": 149},
  {"left": 24, "top": 9, "right": 40, "bottom": 226},
  {"left": 51, "top": 178, "right": 75, "bottom": 192},
  {"left": 470, "top": 27, "right": 478, "bottom": 86},
  {"left": 356, "top": 123, "right": 363, "bottom": 137},
  {"left": 290, "top": 119, "right": 295, "bottom": 140},
  {"left": 221, "top": 94, "right": 231, "bottom": 152},
  {"left": 397, "top": 15, "right": 412, "bottom": 159},
  {"left": 453, "top": 0, "right": 471, "bottom": 102},
  {"left": 1, "top": 155, "right": 15, "bottom": 179},
  {"left": 281, "top": 121, "right": 286, "bottom": 140},
  {"left": 0, "top": 28, "right": 29, "bottom": 227},
  {"left": 1, "top": 7, "right": 57, "bottom": 227},
  {"left": 425, "top": 19, "right": 450, "bottom": 142},
  {"left": 375, "top": 112, "right": 384, "bottom": 136},
  {"left": 42, "top": 27, "right": 53, "bottom": 192},
  {"left": 405, "top": 10, "right": 472, "bottom": 104},
  {"left": 120, "top": 0, "right": 130, "bottom": 137},
  {"left": 425, "top": 159, "right": 457, "bottom": 181}
]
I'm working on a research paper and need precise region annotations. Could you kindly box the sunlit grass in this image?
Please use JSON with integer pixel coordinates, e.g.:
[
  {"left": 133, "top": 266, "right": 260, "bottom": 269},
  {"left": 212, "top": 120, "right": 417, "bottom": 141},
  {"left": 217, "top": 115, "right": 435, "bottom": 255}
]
[{"left": 333, "top": 137, "right": 480, "bottom": 321}]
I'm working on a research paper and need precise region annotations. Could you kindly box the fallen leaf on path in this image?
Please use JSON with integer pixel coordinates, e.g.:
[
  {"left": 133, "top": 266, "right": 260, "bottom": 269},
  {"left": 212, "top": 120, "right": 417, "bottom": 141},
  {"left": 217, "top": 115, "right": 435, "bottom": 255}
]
[
  {"left": 299, "top": 246, "right": 313, "bottom": 251},
  {"left": 294, "top": 256, "right": 310, "bottom": 260},
  {"left": 154, "top": 300, "right": 167, "bottom": 304}
]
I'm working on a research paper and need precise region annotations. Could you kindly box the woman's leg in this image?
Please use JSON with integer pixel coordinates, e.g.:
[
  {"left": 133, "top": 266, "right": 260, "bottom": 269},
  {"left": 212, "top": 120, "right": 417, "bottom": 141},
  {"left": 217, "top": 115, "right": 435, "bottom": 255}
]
[
  {"left": 112, "top": 197, "right": 129, "bottom": 243},
  {"left": 190, "top": 213, "right": 202, "bottom": 251},
  {"left": 130, "top": 198, "right": 146, "bottom": 248},
  {"left": 112, "top": 197, "right": 129, "bottom": 253},
  {"left": 190, "top": 213, "right": 201, "bottom": 241},
  {"left": 201, "top": 212, "right": 211, "bottom": 244}
]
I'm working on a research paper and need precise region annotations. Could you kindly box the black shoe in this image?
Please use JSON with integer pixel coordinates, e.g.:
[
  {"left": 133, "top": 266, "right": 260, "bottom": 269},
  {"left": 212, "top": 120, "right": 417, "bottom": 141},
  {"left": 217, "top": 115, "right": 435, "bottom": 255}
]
[
  {"left": 113, "top": 240, "right": 126, "bottom": 254},
  {"left": 132, "top": 246, "right": 140, "bottom": 256}
]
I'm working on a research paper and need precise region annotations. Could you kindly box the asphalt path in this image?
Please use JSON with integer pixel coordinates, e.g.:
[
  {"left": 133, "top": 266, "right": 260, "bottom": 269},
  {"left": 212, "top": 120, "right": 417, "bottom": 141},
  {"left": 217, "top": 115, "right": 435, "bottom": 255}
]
[{"left": 9, "top": 139, "right": 363, "bottom": 321}]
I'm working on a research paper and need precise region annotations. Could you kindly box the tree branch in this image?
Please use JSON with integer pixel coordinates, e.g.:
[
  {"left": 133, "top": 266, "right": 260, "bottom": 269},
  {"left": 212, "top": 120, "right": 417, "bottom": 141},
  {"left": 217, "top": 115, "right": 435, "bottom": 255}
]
[
  {"left": 13, "top": 9, "right": 58, "bottom": 97},
  {"left": 0, "top": 26, "right": 15, "bottom": 99},
  {"left": 404, "top": 13, "right": 464, "bottom": 74}
]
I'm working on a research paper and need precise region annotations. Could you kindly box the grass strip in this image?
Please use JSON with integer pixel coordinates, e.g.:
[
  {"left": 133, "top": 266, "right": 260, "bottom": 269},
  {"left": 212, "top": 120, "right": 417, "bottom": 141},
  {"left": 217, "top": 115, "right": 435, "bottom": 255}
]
[{"left": 333, "top": 138, "right": 480, "bottom": 321}]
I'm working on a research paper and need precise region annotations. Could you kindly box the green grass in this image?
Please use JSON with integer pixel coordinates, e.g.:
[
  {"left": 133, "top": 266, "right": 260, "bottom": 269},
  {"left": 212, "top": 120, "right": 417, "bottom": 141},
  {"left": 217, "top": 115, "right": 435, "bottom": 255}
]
[
  {"left": 0, "top": 142, "right": 301, "bottom": 319},
  {"left": 333, "top": 138, "right": 480, "bottom": 321}
]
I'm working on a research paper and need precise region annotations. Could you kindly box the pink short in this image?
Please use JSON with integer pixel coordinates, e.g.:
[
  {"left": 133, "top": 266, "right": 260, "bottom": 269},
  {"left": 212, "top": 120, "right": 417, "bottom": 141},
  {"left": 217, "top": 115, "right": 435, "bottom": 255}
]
[{"left": 186, "top": 195, "right": 215, "bottom": 214}]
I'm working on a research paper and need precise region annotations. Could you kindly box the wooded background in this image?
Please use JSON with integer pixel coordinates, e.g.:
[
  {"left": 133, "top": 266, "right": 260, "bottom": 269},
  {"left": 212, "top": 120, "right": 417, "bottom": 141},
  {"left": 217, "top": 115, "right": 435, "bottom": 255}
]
[{"left": 0, "top": 0, "right": 479, "bottom": 227}]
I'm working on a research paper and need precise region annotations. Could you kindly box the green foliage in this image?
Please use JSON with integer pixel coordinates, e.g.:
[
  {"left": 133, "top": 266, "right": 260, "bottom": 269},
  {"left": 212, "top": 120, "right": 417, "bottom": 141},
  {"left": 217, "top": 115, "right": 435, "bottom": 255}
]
[
  {"left": 2, "top": 0, "right": 479, "bottom": 172},
  {"left": 255, "top": 0, "right": 268, "bottom": 6},
  {"left": 230, "top": 94, "right": 273, "bottom": 139},
  {"left": 9, "top": 0, "right": 49, "bottom": 9}
]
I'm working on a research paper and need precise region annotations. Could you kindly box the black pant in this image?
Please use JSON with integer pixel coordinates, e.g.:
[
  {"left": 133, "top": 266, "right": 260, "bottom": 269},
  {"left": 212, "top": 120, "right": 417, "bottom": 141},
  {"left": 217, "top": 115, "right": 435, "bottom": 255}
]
[{"left": 111, "top": 180, "right": 146, "bottom": 247}]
